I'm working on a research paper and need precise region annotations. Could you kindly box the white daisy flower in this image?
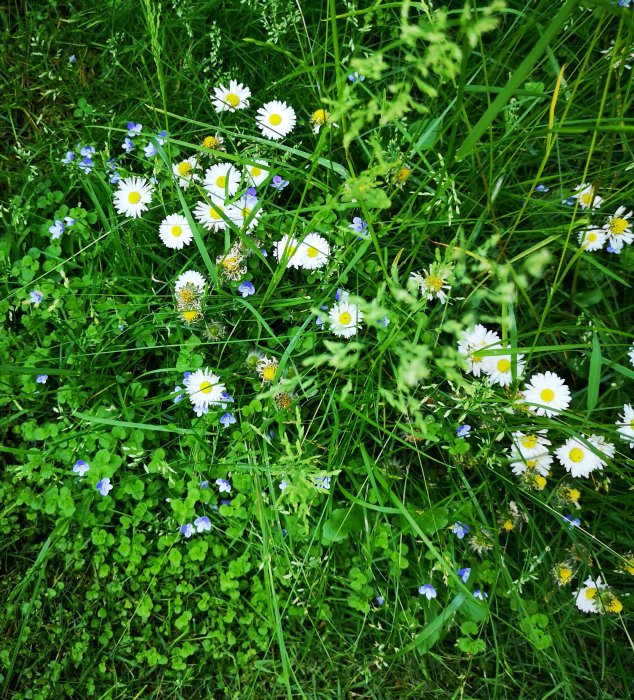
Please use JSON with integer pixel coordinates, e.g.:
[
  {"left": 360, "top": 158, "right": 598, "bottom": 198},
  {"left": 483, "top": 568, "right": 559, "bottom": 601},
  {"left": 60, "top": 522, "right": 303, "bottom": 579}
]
[
  {"left": 522, "top": 371, "right": 571, "bottom": 417},
  {"left": 232, "top": 194, "right": 261, "bottom": 231},
  {"left": 297, "top": 233, "right": 330, "bottom": 270},
  {"left": 628, "top": 342, "right": 634, "bottom": 368},
  {"left": 172, "top": 157, "right": 200, "bottom": 189},
  {"left": 310, "top": 109, "right": 335, "bottom": 134},
  {"left": 511, "top": 430, "right": 551, "bottom": 459},
  {"left": 193, "top": 199, "right": 233, "bottom": 232},
  {"left": 175, "top": 270, "right": 206, "bottom": 295},
  {"left": 159, "top": 214, "right": 193, "bottom": 250},
  {"left": 256, "top": 100, "right": 296, "bottom": 140},
  {"left": 616, "top": 403, "right": 634, "bottom": 448},
  {"left": 256, "top": 355, "right": 279, "bottom": 383},
  {"left": 113, "top": 177, "right": 153, "bottom": 218},
  {"left": 603, "top": 206, "right": 633, "bottom": 252},
  {"left": 573, "top": 183, "right": 603, "bottom": 210},
  {"left": 483, "top": 350, "right": 525, "bottom": 387},
  {"left": 410, "top": 265, "right": 452, "bottom": 304},
  {"left": 573, "top": 576, "right": 607, "bottom": 614},
  {"left": 457, "top": 325, "right": 501, "bottom": 377},
  {"left": 587, "top": 434, "right": 615, "bottom": 467},
  {"left": 578, "top": 227, "right": 606, "bottom": 252},
  {"left": 203, "top": 162, "right": 241, "bottom": 200},
  {"left": 555, "top": 436, "right": 602, "bottom": 478},
  {"left": 273, "top": 234, "right": 303, "bottom": 269},
  {"left": 212, "top": 80, "right": 251, "bottom": 113},
  {"left": 509, "top": 449, "right": 553, "bottom": 477},
  {"left": 329, "top": 300, "right": 363, "bottom": 339},
  {"left": 185, "top": 368, "right": 227, "bottom": 417},
  {"left": 244, "top": 160, "right": 270, "bottom": 187}
]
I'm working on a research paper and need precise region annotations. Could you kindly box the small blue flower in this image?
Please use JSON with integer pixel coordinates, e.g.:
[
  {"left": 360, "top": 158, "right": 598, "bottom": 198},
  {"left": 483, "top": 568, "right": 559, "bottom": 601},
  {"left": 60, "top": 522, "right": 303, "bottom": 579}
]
[
  {"left": 194, "top": 516, "right": 212, "bottom": 533},
  {"left": 270, "top": 175, "right": 289, "bottom": 191},
  {"left": 73, "top": 459, "right": 90, "bottom": 477},
  {"left": 64, "top": 216, "right": 76, "bottom": 226},
  {"left": 144, "top": 142, "right": 157, "bottom": 157},
  {"left": 313, "top": 475, "right": 331, "bottom": 490},
  {"left": 122, "top": 138, "right": 134, "bottom": 153},
  {"left": 375, "top": 595, "right": 384, "bottom": 606},
  {"left": 246, "top": 186, "right": 257, "bottom": 197},
  {"left": 473, "top": 589, "right": 488, "bottom": 600},
  {"left": 452, "top": 522, "right": 470, "bottom": 540},
  {"left": 156, "top": 130, "right": 168, "bottom": 145},
  {"left": 216, "top": 478, "right": 232, "bottom": 494},
  {"left": 36, "top": 374, "right": 48, "bottom": 384},
  {"left": 220, "top": 412, "right": 237, "bottom": 428},
  {"left": 348, "top": 71, "right": 365, "bottom": 83},
  {"left": 606, "top": 245, "right": 620, "bottom": 254},
  {"left": 127, "top": 121, "right": 143, "bottom": 136},
  {"left": 349, "top": 216, "right": 368, "bottom": 236},
  {"left": 69, "top": 55, "right": 76, "bottom": 64},
  {"left": 183, "top": 371, "right": 192, "bottom": 384},
  {"left": 49, "top": 220, "right": 64, "bottom": 239},
  {"left": 335, "top": 288, "right": 344, "bottom": 302},
  {"left": 279, "top": 480, "right": 289, "bottom": 491},
  {"left": 180, "top": 523, "right": 194, "bottom": 538},
  {"left": 380, "top": 316, "right": 390, "bottom": 328},
  {"left": 199, "top": 480, "right": 209, "bottom": 489},
  {"left": 563, "top": 515, "right": 581, "bottom": 528},
  {"left": 110, "top": 172, "right": 121, "bottom": 185},
  {"left": 220, "top": 499, "right": 232, "bottom": 507},
  {"left": 173, "top": 386, "right": 185, "bottom": 403},
  {"left": 61, "top": 151, "right": 75, "bottom": 164},
  {"left": 96, "top": 478, "right": 113, "bottom": 496},
  {"left": 458, "top": 567, "right": 471, "bottom": 583},
  {"left": 418, "top": 584, "right": 437, "bottom": 600},
  {"left": 456, "top": 424, "right": 471, "bottom": 438},
  {"left": 29, "top": 291, "right": 43, "bottom": 304},
  {"left": 80, "top": 145, "right": 95, "bottom": 157},
  {"left": 78, "top": 156, "right": 93, "bottom": 174},
  {"left": 534, "top": 184, "right": 550, "bottom": 193},
  {"left": 106, "top": 158, "right": 117, "bottom": 170},
  {"left": 238, "top": 281, "right": 255, "bottom": 297}
]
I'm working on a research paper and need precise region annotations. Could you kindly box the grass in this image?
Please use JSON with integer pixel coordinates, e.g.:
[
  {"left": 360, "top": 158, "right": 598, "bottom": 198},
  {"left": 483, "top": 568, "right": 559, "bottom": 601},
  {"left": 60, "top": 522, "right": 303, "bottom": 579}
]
[{"left": 1, "top": 0, "right": 633, "bottom": 698}]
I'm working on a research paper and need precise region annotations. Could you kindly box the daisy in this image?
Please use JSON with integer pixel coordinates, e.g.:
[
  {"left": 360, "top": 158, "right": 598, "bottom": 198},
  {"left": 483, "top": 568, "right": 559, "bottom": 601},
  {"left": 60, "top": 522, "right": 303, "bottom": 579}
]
[
  {"left": 410, "top": 265, "right": 452, "bottom": 304},
  {"left": 159, "top": 214, "right": 193, "bottom": 250},
  {"left": 522, "top": 371, "right": 571, "bottom": 417},
  {"left": 297, "top": 233, "right": 330, "bottom": 270},
  {"left": 578, "top": 227, "right": 606, "bottom": 252},
  {"left": 273, "top": 234, "right": 303, "bottom": 269},
  {"left": 329, "top": 299, "right": 363, "bottom": 339},
  {"left": 113, "top": 177, "right": 153, "bottom": 218},
  {"left": 629, "top": 342, "right": 634, "bottom": 368},
  {"left": 244, "top": 160, "right": 270, "bottom": 187},
  {"left": 212, "top": 80, "right": 251, "bottom": 112},
  {"left": 194, "top": 199, "right": 233, "bottom": 232},
  {"left": 232, "top": 194, "right": 261, "bottom": 231},
  {"left": 457, "top": 325, "right": 501, "bottom": 377},
  {"left": 509, "top": 451, "right": 552, "bottom": 477},
  {"left": 603, "top": 207, "right": 633, "bottom": 252},
  {"left": 202, "top": 134, "right": 225, "bottom": 151},
  {"left": 256, "top": 355, "right": 279, "bottom": 383},
  {"left": 203, "top": 162, "right": 241, "bottom": 200},
  {"left": 552, "top": 561, "right": 575, "bottom": 587},
  {"left": 310, "top": 109, "right": 334, "bottom": 134},
  {"left": 573, "top": 183, "right": 603, "bottom": 210},
  {"left": 555, "top": 436, "right": 602, "bottom": 478},
  {"left": 172, "top": 156, "right": 200, "bottom": 189},
  {"left": 256, "top": 100, "right": 296, "bottom": 140},
  {"left": 616, "top": 403, "right": 634, "bottom": 447},
  {"left": 573, "top": 576, "right": 608, "bottom": 614},
  {"left": 511, "top": 430, "right": 551, "bottom": 459},
  {"left": 175, "top": 270, "right": 206, "bottom": 296},
  {"left": 483, "top": 349, "right": 525, "bottom": 387},
  {"left": 586, "top": 434, "right": 615, "bottom": 467},
  {"left": 186, "top": 368, "right": 227, "bottom": 416}
]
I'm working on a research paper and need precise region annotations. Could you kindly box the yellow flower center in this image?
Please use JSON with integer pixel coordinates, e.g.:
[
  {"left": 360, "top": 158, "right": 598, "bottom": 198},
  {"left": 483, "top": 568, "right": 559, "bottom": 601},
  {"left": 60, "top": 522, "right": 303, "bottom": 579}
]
[
  {"left": 630, "top": 418, "right": 634, "bottom": 430},
  {"left": 540, "top": 388, "right": 555, "bottom": 403},
  {"left": 558, "top": 567, "right": 572, "bottom": 583},
  {"left": 178, "top": 161, "right": 192, "bottom": 176},
  {"left": 181, "top": 309, "right": 199, "bottom": 323},
  {"left": 585, "top": 588, "right": 596, "bottom": 600},
  {"left": 521, "top": 435, "right": 537, "bottom": 449},
  {"left": 203, "top": 136, "right": 219, "bottom": 149},
  {"left": 251, "top": 166, "right": 262, "bottom": 177},
  {"left": 171, "top": 225, "right": 182, "bottom": 238},
  {"left": 269, "top": 113, "right": 282, "bottom": 126},
  {"left": 199, "top": 381, "right": 213, "bottom": 394},
  {"left": 177, "top": 288, "right": 197, "bottom": 305},
  {"left": 339, "top": 312, "right": 352, "bottom": 325},
  {"left": 426, "top": 275, "right": 444, "bottom": 293},
  {"left": 569, "top": 447, "right": 584, "bottom": 463},
  {"left": 215, "top": 175, "right": 226, "bottom": 188},
  {"left": 526, "top": 459, "right": 537, "bottom": 469},
  {"left": 606, "top": 598, "right": 623, "bottom": 614},
  {"left": 497, "top": 359, "right": 511, "bottom": 373},
  {"left": 587, "top": 232, "right": 597, "bottom": 243},
  {"left": 609, "top": 217, "right": 628, "bottom": 235},
  {"left": 580, "top": 192, "right": 593, "bottom": 206},
  {"left": 262, "top": 365, "right": 277, "bottom": 382},
  {"left": 534, "top": 475, "right": 547, "bottom": 490},
  {"left": 306, "top": 246, "right": 318, "bottom": 258},
  {"left": 128, "top": 191, "right": 141, "bottom": 204},
  {"left": 568, "top": 488, "right": 581, "bottom": 502},
  {"left": 502, "top": 520, "right": 514, "bottom": 531},
  {"left": 242, "top": 208, "right": 251, "bottom": 219},
  {"left": 209, "top": 207, "right": 221, "bottom": 220},
  {"left": 222, "top": 256, "right": 239, "bottom": 271},
  {"left": 312, "top": 109, "right": 329, "bottom": 125},
  {"left": 226, "top": 93, "right": 240, "bottom": 108},
  {"left": 396, "top": 167, "right": 411, "bottom": 182}
]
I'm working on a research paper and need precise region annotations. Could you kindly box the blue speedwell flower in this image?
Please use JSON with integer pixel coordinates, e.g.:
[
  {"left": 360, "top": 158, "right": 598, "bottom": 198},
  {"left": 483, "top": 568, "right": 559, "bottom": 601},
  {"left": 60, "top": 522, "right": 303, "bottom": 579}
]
[
  {"left": 348, "top": 71, "right": 365, "bottom": 83},
  {"left": 349, "top": 216, "right": 368, "bottom": 238},
  {"left": 456, "top": 424, "right": 472, "bottom": 438},
  {"left": 61, "top": 151, "right": 75, "bottom": 164},
  {"left": 279, "top": 480, "right": 289, "bottom": 491},
  {"left": 375, "top": 595, "right": 384, "bottom": 606},
  {"left": 144, "top": 142, "right": 157, "bottom": 157},
  {"left": 474, "top": 589, "right": 489, "bottom": 600},
  {"left": 36, "top": 374, "right": 48, "bottom": 384},
  {"left": 180, "top": 523, "right": 194, "bottom": 538},
  {"left": 270, "top": 175, "right": 289, "bottom": 191},
  {"left": 78, "top": 157, "right": 93, "bottom": 174},
  {"left": 73, "top": 459, "right": 90, "bottom": 477},
  {"left": 30, "top": 290, "right": 43, "bottom": 304},
  {"left": 96, "top": 478, "right": 112, "bottom": 496},
  {"left": 194, "top": 516, "right": 212, "bottom": 533},
  {"left": 216, "top": 478, "right": 232, "bottom": 494},
  {"left": 122, "top": 138, "right": 134, "bottom": 153},
  {"left": 80, "top": 145, "right": 95, "bottom": 157},
  {"left": 458, "top": 567, "right": 471, "bottom": 583},
  {"left": 156, "top": 130, "right": 168, "bottom": 145},
  {"left": 563, "top": 515, "right": 581, "bottom": 528},
  {"left": 452, "top": 522, "right": 470, "bottom": 540},
  {"left": 313, "top": 475, "right": 331, "bottom": 490},
  {"left": 238, "top": 281, "right": 255, "bottom": 297},
  {"left": 219, "top": 412, "right": 236, "bottom": 428},
  {"left": 127, "top": 121, "right": 142, "bottom": 136},
  {"left": 49, "top": 220, "right": 64, "bottom": 239},
  {"left": 418, "top": 584, "right": 437, "bottom": 600}
]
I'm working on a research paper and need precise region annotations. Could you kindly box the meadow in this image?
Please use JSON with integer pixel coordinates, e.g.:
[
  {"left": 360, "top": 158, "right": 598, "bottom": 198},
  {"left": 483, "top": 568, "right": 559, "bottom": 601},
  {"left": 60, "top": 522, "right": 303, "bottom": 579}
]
[{"left": 1, "top": 0, "right": 633, "bottom": 698}]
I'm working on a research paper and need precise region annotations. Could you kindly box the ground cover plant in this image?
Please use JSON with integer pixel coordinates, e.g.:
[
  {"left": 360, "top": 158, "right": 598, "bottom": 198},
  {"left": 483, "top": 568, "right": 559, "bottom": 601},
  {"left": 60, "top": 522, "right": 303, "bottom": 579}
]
[{"left": 1, "top": 0, "right": 633, "bottom": 697}]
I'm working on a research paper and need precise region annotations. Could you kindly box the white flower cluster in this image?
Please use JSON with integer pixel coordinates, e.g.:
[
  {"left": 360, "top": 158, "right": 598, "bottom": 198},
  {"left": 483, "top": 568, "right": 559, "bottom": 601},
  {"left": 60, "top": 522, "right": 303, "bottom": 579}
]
[
  {"left": 458, "top": 324, "right": 525, "bottom": 387},
  {"left": 273, "top": 233, "right": 330, "bottom": 271}
]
